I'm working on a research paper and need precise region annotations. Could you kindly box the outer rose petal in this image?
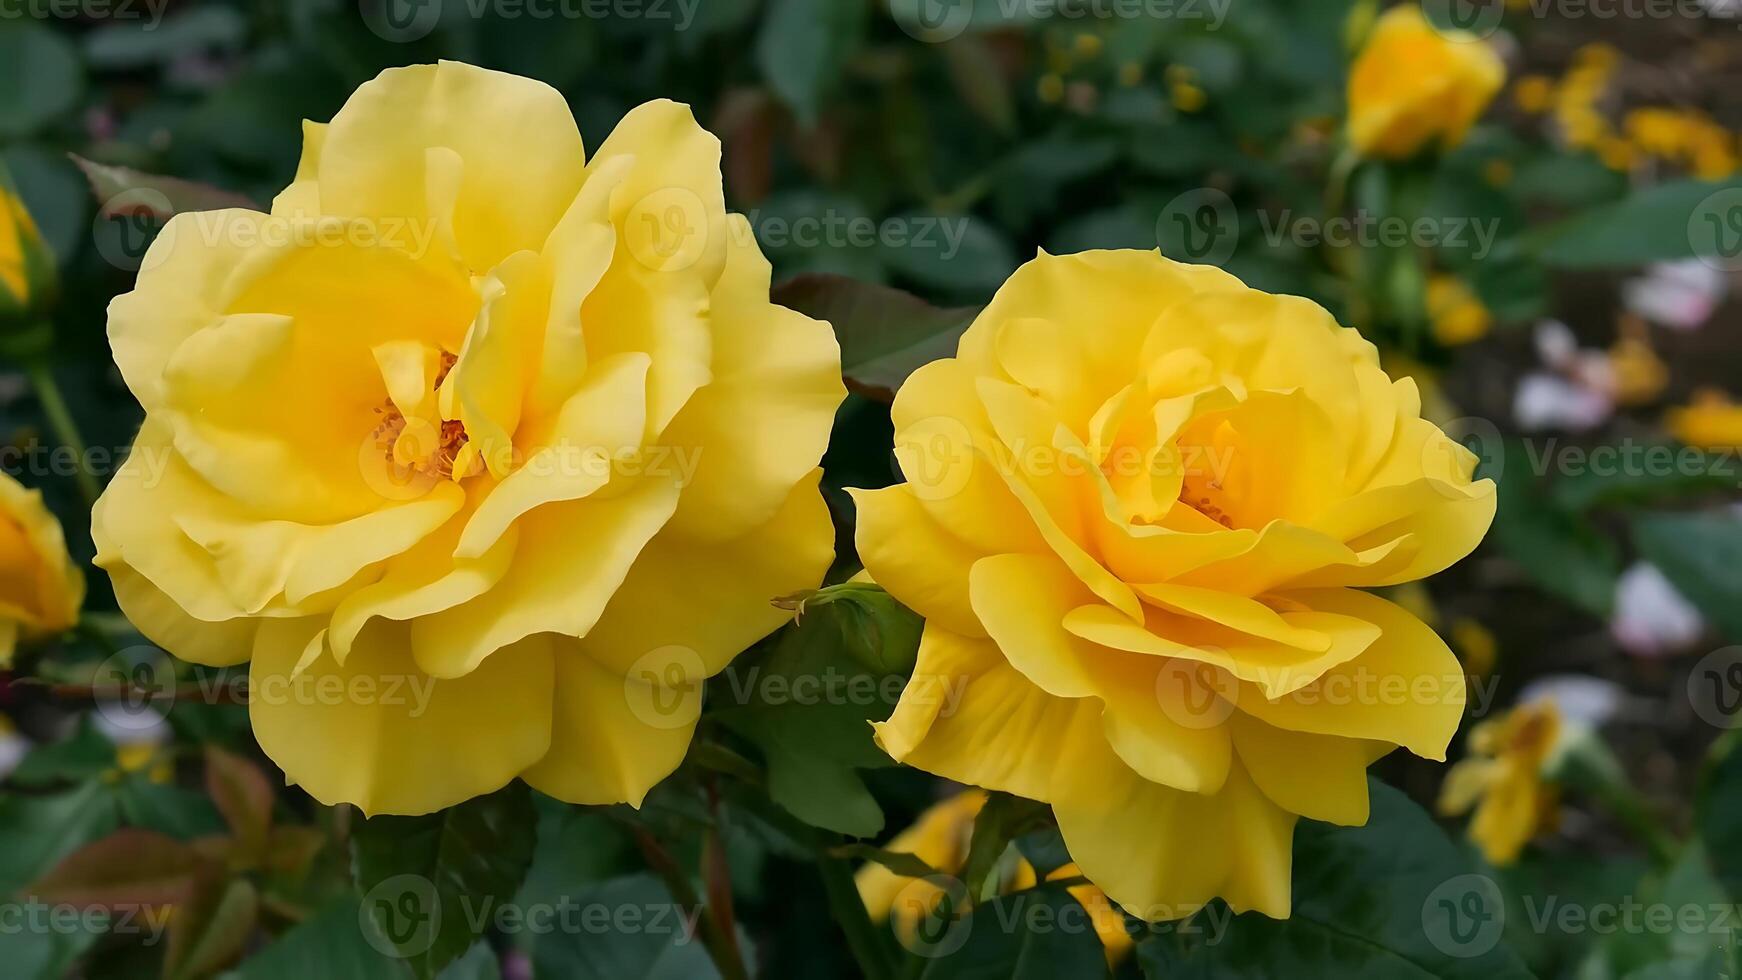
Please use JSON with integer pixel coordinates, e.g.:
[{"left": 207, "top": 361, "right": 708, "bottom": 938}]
[
  {"left": 248, "top": 617, "right": 553, "bottom": 816},
  {"left": 661, "top": 214, "right": 846, "bottom": 541},
  {"left": 850, "top": 484, "right": 985, "bottom": 638},
  {"left": 1054, "top": 747, "right": 1295, "bottom": 920},
  {"left": 520, "top": 641, "right": 701, "bottom": 806},
  {"left": 107, "top": 563, "right": 256, "bottom": 668},
  {"left": 1233, "top": 588, "right": 1465, "bottom": 760},
  {"left": 872, "top": 626, "right": 1109, "bottom": 804},
  {"left": 574, "top": 469, "right": 833, "bottom": 682},
  {"left": 313, "top": 61, "right": 586, "bottom": 273}
]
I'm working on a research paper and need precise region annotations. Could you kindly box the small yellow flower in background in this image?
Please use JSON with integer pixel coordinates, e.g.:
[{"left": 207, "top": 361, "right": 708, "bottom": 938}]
[
  {"left": 1071, "top": 33, "right": 1102, "bottom": 59},
  {"left": 109, "top": 742, "right": 174, "bottom": 785},
  {"left": 1427, "top": 274, "right": 1492, "bottom": 346},
  {"left": 1037, "top": 73, "right": 1065, "bottom": 104},
  {"left": 1552, "top": 45, "right": 1618, "bottom": 153},
  {"left": 1117, "top": 62, "right": 1143, "bottom": 88},
  {"left": 0, "top": 165, "right": 59, "bottom": 327},
  {"left": 1449, "top": 617, "right": 1497, "bottom": 679},
  {"left": 0, "top": 471, "right": 84, "bottom": 664},
  {"left": 1438, "top": 700, "right": 1562, "bottom": 866},
  {"left": 1623, "top": 107, "right": 1738, "bottom": 179},
  {"left": 93, "top": 62, "right": 844, "bottom": 816},
  {"left": 855, "top": 249, "right": 1495, "bottom": 920},
  {"left": 1167, "top": 65, "right": 1206, "bottom": 114},
  {"left": 1346, "top": 5, "right": 1504, "bottom": 159},
  {"left": 1605, "top": 317, "right": 1667, "bottom": 407},
  {"left": 1667, "top": 389, "right": 1742, "bottom": 450},
  {"left": 856, "top": 789, "right": 1133, "bottom": 965},
  {"left": 1512, "top": 75, "right": 1554, "bottom": 114}
]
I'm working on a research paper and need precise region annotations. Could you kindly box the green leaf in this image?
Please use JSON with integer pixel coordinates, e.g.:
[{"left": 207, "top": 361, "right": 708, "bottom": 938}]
[
  {"left": 1530, "top": 178, "right": 1742, "bottom": 268},
  {"left": 435, "top": 943, "right": 500, "bottom": 980},
  {"left": 7, "top": 717, "right": 118, "bottom": 787},
  {"left": 116, "top": 781, "right": 227, "bottom": 841},
  {"left": 1697, "top": 733, "right": 1742, "bottom": 901},
  {"left": 831, "top": 842, "right": 946, "bottom": 880},
  {"left": 165, "top": 877, "right": 258, "bottom": 980},
  {"left": 71, "top": 155, "right": 260, "bottom": 220},
  {"left": 732, "top": 715, "right": 886, "bottom": 838},
  {"left": 1492, "top": 443, "right": 1619, "bottom": 616},
  {"left": 1632, "top": 512, "right": 1742, "bottom": 642},
  {"left": 28, "top": 828, "right": 212, "bottom": 908},
  {"left": 777, "top": 582, "right": 924, "bottom": 674},
  {"left": 961, "top": 793, "right": 1050, "bottom": 902},
  {"left": 0, "top": 782, "right": 120, "bottom": 894},
  {"left": 82, "top": 6, "right": 246, "bottom": 70},
  {"left": 771, "top": 273, "right": 979, "bottom": 401},
  {"left": 205, "top": 746, "right": 275, "bottom": 861},
  {"left": 0, "top": 905, "right": 102, "bottom": 980},
  {"left": 224, "top": 895, "right": 403, "bottom": 980},
  {"left": 1551, "top": 446, "right": 1738, "bottom": 513},
  {"left": 916, "top": 887, "right": 1111, "bottom": 979},
  {"left": 754, "top": 0, "right": 868, "bottom": 125},
  {"left": 1137, "top": 780, "right": 1535, "bottom": 979},
  {"left": 941, "top": 36, "right": 1014, "bottom": 135},
  {"left": 529, "top": 873, "right": 719, "bottom": 980},
  {"left": 351, "top": 782, "right": 538, "bottom": 980},
  {"left": 1573, "top": 843, "right": 1735, "bottom": 979},
  {"left": 0, "top": 22, "right": 83, "bottom": 138},
  {"left": 877, "top": 212, "right": 1017, "bottom": 296}
]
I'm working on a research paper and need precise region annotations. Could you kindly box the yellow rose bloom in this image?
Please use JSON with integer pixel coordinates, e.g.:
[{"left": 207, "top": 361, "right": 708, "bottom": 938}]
[
  {"left": 92, "top": 62, "right": 845, "bottom": 816},
  {"left": 0, "top": 471, "right": 84, "bottom": 663},
  {"left": 1437, "top": 700, "right": 1561, "bottom": 865},
  {"left": 1346, "top": 5, "right": 1505, "bottom": 159},
  {"left": 855, "top": 789, "right": 1133, "bottom": 965},
  {"left": 854, "top": 249, "right": 1494, "bottom": 920}
]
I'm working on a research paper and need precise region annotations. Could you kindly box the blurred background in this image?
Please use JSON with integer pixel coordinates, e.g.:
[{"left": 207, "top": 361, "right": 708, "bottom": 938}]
[{"left": 3, "top": 0, "right": 1742, "bottom": 977}]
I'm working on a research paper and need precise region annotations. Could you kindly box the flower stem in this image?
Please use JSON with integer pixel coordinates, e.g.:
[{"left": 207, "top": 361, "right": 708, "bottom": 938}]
[
  {"left": 629, "top": 823, "right": 750, "bottom": 980},
  {"left": 27, "top": 359, "right": 99, "bottom": 507},
  {"left": 817, "top": 847, "right": 900, "bottom": 980}
]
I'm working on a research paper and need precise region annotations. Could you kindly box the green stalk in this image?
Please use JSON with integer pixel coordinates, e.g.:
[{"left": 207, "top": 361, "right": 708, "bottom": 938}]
[{"left": 27, "top": 359, "right": 99, "bottom": 507}]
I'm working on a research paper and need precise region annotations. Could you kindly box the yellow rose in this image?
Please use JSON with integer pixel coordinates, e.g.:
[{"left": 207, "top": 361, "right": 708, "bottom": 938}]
[
  {"left": 0, "top": 471, "right": 84, "bottom": 663},
  {"left": 0, "top": 165, "right": 58, "bottom": 328},
  {"left": 853, "top": 249, "right": 1494, "bottom": 919},
  {"left": 1347, "top": 5, "right": 1504, "bottom": 159},
  {"left": 1437, "top": 700, "right": 1561, "bottom": 866},
  {"left": 856, "top": 788, "right": 1133, "bottom": 965},
  {"left": 92, "top": 62, "right": 845, "bottom": 815}
]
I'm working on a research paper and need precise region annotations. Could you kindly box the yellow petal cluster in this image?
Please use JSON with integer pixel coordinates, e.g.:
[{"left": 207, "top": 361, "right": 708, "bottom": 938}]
[
  {"left": 0, "top": 472, "right": 84, "bottom": 663},
  {"left": 1346, "top": 5, "right": 1504, "bottom": 159},
  {"left": 1437, "top": 700, "right": 1561, "bottom": 865},
  {"left": 1426, "top": 274, "right": 1492, "bottom": 347},
  {"left": 92, "top": 62, "right": 844, "bottom": 816},
  {"left": 0, "top": 171, "right": 56, "bottom": 324},
  {"left": 855, "top": 249, "right": 1495, "bottom": 919},
  {"left": 854, "top": 789, "right": 1132, "bottom": 965}
]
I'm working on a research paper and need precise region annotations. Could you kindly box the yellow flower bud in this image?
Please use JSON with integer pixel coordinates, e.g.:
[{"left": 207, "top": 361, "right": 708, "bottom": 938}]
[{"left": 1347, "top": 6, "right": 1505, "bottom": 159}]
